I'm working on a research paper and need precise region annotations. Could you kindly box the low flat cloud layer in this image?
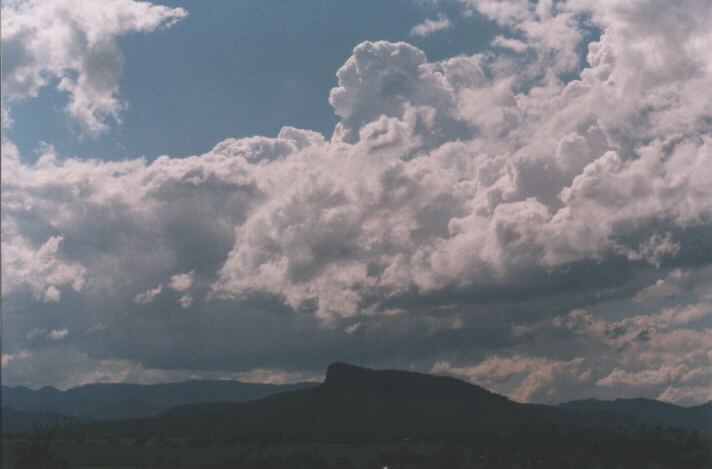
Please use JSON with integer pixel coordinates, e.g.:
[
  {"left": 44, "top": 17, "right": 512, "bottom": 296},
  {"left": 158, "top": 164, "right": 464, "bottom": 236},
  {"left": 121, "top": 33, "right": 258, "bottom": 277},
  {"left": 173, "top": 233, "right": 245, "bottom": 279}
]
[{"left": 2, "top": 0, "right": 711, "bottom": 404}]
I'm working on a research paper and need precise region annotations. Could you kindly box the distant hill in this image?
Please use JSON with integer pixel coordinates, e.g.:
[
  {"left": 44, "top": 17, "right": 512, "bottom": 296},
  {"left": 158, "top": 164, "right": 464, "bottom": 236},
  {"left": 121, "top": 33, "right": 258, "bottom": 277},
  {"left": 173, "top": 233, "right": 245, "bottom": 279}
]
[
  {"left": 1, "top": 379, "right": 318, "bottom": 422},
  {"left": 58, "top": 363, "right": 707, "bottom": 442},
  {"left": 11, "top": 364, "right": 711, "bottom": 441},
  {"left": 558, "top": 398, "right": 712, "bottom": 434},
  {"left": 1, "top": 407, "right": 90, "bottom": 434}
]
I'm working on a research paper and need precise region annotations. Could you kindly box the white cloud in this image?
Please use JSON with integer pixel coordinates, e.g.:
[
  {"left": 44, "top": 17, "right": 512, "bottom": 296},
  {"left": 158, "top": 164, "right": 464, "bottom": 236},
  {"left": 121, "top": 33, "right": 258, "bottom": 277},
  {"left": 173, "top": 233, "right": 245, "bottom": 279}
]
[
  {"left": 229, "top": 368, "right": 323, "bottom": 385},
  {"left": 1, "top": 106, "right": 13, "bottom": 129},
  {"left": 0, "top": 346, "right": 321, "bottom": 390},
  {"left": 48, "top": 328, "right": 69, "bottom": 340},
  {"left": 658, "top": 303, "right": 712, "bottom": 327},
  {"left": 432, "top": 302, "right": 712, "bottom": 404},
  {"left": 491, "top": 35, "right": 528, "bottom": 52},
  {"left": 433, "top": 355, "right": 587, "bottom": 403},
  {"left": 328, "top": 40, "right": 456, "bottom": 143},
  {"left": 634, "top": 267, "right": 712, "bottom": 303},
  {"left": 134, "top": 285, "right": 163, "bottom": 304},
  {"left": 2, "top": 350, "right": 30, "bottom": 367},
  {"left": 1, "top": 234, "right": 86, "bottom": 302},
  {"left": 169, "top": 271, "right": 194, "bottom": 307},
  {"left": 6, "top": 2, "right": 711, "bottom": 325},
  {"left": 657, "top": 386, "right": 712, "bottom": 407},
  {"left": 508, "top": 306, "right": 712, "bottom": 404},
  {"left": 26, "top": 327, "right": 47, "bottom": 340},
  {"left": 178, "top": 293, "right": 193, "bottom": 308},
  {"left": 410, "top": 14, "right": 452, "bottom": 38},
  {"left": 1, "top": 0, "right": 186, "bottom": 135},
  {"left": 2, "top": 0, "right": 712, "bottom": 394},
  {"left": 461, "top": 0, "right": 583, "bottom": 74},
  {"left": 345, "top": 323, "right": 361, "bottom": 334},
  {"left": 169, "top": 271, "right": 194, "bottom": 292},
  {"left": 596, "top": 365, "right": 706, "bottom": 388}
]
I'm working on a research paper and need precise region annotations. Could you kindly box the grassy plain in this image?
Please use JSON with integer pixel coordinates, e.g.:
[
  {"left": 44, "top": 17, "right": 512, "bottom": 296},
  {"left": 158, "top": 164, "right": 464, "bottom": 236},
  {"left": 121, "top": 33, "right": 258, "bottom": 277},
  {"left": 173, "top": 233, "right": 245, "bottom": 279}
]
[{"left": 3, "top": 429, "right": 711, "bottom": 469}]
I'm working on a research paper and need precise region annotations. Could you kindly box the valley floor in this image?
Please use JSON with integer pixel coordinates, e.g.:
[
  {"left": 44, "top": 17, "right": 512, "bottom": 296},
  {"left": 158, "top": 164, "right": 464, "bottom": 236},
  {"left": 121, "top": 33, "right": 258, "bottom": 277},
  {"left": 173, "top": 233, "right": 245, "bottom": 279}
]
[{"left": 3, "top": 429, "right": 711, "bottom": 469}]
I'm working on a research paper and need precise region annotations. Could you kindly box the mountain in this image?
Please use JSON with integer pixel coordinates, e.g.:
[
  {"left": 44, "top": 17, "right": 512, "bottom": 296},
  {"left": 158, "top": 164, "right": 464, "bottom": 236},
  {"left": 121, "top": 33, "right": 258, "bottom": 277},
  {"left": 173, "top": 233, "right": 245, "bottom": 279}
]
[
  {"left": 1, "top": 407, "right": 89, "bottom": 434},
  {"left": 19, "top": 363, "right": 710, "bottom": 442},
  {"left": 558, "top": 398, "right": 712, "bottom": 434},
  {"left": 61, "top": 362, "right": 689, "bottom": 442},
  {"left": 7, "top": 364, "right": 711, "bottom": 468},
  {"left": 1, "top": 379, "right": 318, "bottom": 421}
]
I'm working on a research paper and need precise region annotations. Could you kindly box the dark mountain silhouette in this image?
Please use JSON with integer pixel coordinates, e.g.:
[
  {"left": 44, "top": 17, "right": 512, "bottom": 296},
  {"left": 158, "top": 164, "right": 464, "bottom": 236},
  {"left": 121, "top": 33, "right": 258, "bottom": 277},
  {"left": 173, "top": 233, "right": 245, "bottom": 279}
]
[
  {"left": 55, "top": 363, "right": 707, "bottom": 442},
  {"left": 558, "top": 398, "right": 712, "bottom": 433},
  {"left": 5, "top": 364, "right": 711, "bottom": 468},
  {"left": 1, "top": 407, "right": 85, "bottom": 434},
  {"left": 10, "top": 363, "right": 710, "bottom": 442},
  {"left": 1, "top": 379, "right": 318, "bottom": 421}
]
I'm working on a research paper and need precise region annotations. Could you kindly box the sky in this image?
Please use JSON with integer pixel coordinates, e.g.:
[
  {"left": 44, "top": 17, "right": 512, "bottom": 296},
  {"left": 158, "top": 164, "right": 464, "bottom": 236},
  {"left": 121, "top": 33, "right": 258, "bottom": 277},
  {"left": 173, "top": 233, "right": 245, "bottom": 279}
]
[{"left": 1, "top": 0, "right": 711, "bottom": 406}]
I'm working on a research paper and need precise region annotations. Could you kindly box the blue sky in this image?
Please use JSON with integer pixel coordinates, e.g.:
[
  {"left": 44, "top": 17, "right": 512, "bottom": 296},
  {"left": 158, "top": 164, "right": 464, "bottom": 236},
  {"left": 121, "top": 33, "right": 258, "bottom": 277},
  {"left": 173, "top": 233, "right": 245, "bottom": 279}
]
[
  {"left": 5, "top": 0, "right": 498, "bottom": 162},
  {"left": 2, "top": 0, "right": 712, "bottom": 406}
]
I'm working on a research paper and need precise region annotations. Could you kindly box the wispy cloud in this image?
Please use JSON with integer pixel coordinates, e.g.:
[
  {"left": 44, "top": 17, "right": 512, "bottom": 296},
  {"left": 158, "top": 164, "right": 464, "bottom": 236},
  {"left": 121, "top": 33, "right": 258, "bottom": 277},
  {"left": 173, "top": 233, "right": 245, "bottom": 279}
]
[
  {"left": 410, "top": 14, "right": 452, "bottom": 37},
  {"left": 134, "top": 285, "right": 163, "bottom": 304},
  {"left": 48, "top": 329, "right": 69, "bottom": 340}
]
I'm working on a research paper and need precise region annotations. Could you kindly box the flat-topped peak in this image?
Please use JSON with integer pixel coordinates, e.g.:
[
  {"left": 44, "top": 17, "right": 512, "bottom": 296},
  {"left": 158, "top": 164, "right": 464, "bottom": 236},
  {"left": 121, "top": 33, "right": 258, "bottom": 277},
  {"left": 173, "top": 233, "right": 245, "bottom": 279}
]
[
  {"left": 323, "top": 362, "right": 499, "bottom": 400},
  {"left": 324, "top": 363, "right": 374, "bottom": 386}
]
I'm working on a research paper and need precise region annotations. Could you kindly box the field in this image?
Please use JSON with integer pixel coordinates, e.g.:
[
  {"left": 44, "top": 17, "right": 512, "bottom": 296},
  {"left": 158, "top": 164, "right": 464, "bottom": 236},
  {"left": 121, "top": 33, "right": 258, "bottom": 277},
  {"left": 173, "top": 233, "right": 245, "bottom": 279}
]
[
  {"left": 3, "top": 428, "right": 711, "bottom": 469},
  {"left": 4, "top": 439, "right": 413, "bottom": 468}
]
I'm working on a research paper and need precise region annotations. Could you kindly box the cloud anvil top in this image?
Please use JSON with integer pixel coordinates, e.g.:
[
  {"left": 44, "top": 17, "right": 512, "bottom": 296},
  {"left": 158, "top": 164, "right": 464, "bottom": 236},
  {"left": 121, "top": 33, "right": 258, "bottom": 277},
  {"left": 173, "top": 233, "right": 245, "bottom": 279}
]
[{"left": 1, "top": 0, "right": 711, "bottom": 409}]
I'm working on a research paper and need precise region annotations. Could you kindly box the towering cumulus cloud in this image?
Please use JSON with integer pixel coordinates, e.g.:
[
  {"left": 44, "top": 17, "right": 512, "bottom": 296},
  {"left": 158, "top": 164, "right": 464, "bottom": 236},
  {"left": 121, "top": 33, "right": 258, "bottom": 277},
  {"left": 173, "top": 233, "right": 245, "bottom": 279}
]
[{"left": 2, "top": 0, "right": 711, "bottom": 403}]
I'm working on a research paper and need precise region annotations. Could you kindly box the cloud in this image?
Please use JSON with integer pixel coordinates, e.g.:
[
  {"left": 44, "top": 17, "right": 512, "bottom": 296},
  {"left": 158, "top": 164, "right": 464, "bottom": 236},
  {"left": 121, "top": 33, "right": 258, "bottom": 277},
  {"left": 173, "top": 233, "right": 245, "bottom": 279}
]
[
  {"left": 459, "top": 0, "right": 584, "bottom": 74},
  {"left": 657, "top": 386, "right": 712, "bottom": 407},
  {"left": 169, "top": 271, "right": 194, "bottom": 292},
  {"left": 634, "top": 267, "right": 712, "bottom": 303},
  {"left": 504, "top": 306, "right": 712, "bottom": 404},
  {"left": 2, "top": 350, "right": 30, "bottom": 367},
  {"left": 0, "top": 345, "right": 322, "bottom": 390},
  {"left": 1, "top": 0, "right": 186, "bottom": 135},
  {"left": 491, "top": 35, "right": 528, "bottom": 52},
  {"left": 230, "top": 368, "right": 323, "bottom": 385},
  {"left": 2, "top": 0, "right": 712, "bottom": 400},
  {"left": 1, "top": 234, "right": 86, "bottom": 302},
  {"left": 134, "top": 285, "right": 163, "bottom": 304},
  {"left": 410, "top": 14, "right": 452, "bottom": 38},
  {"left": 596, "top": 366, "right": 705, "bottom": 388},
  {"left": 48, "top": 328, "right": 69, "bottom": 340},
  {"left": 26, "top": 327, "right": 47, "bottom": 340},
  {"left": 213, "top": 3, "right": 709, "bottom": 323},
  {"left": 432, "top": 304, "right": 712, "bottom": 404},
  {"left": 433, "top": 355, "right": 587, "bottom": 403},
  {"left": 430, "top": 354, "right": 590, "bottom": 402},
  {"left": 169, "top": 270, "right": 194, "bottom": 307},
  {"left": 178, "top": 294, "right": 193, "bottom": 308},
  {"left": 658, "top": 303, "right": 712, "bottom": 327},
  {"left": 1, "top": 106, "right": 13, "bottom": 129},
  {"left": 328, "top": 40, "right": 457, "bottom": 143}
]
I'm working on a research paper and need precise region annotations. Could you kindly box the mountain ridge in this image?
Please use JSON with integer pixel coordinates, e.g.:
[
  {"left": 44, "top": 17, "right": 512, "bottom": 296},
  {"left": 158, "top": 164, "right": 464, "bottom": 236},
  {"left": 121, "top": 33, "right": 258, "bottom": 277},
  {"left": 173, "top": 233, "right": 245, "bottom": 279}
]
[
  {"left": 1, "top": 379, "right": 318, "bottom": 423},
  {"left": 46, "top": 363, "right": 711, "bottom": 442},
  {"left": 558, "top": 397, "right": 712, "bottom": 433},
  {"left": 5, "top": 364, "right": 710, "bottom": 439}
]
